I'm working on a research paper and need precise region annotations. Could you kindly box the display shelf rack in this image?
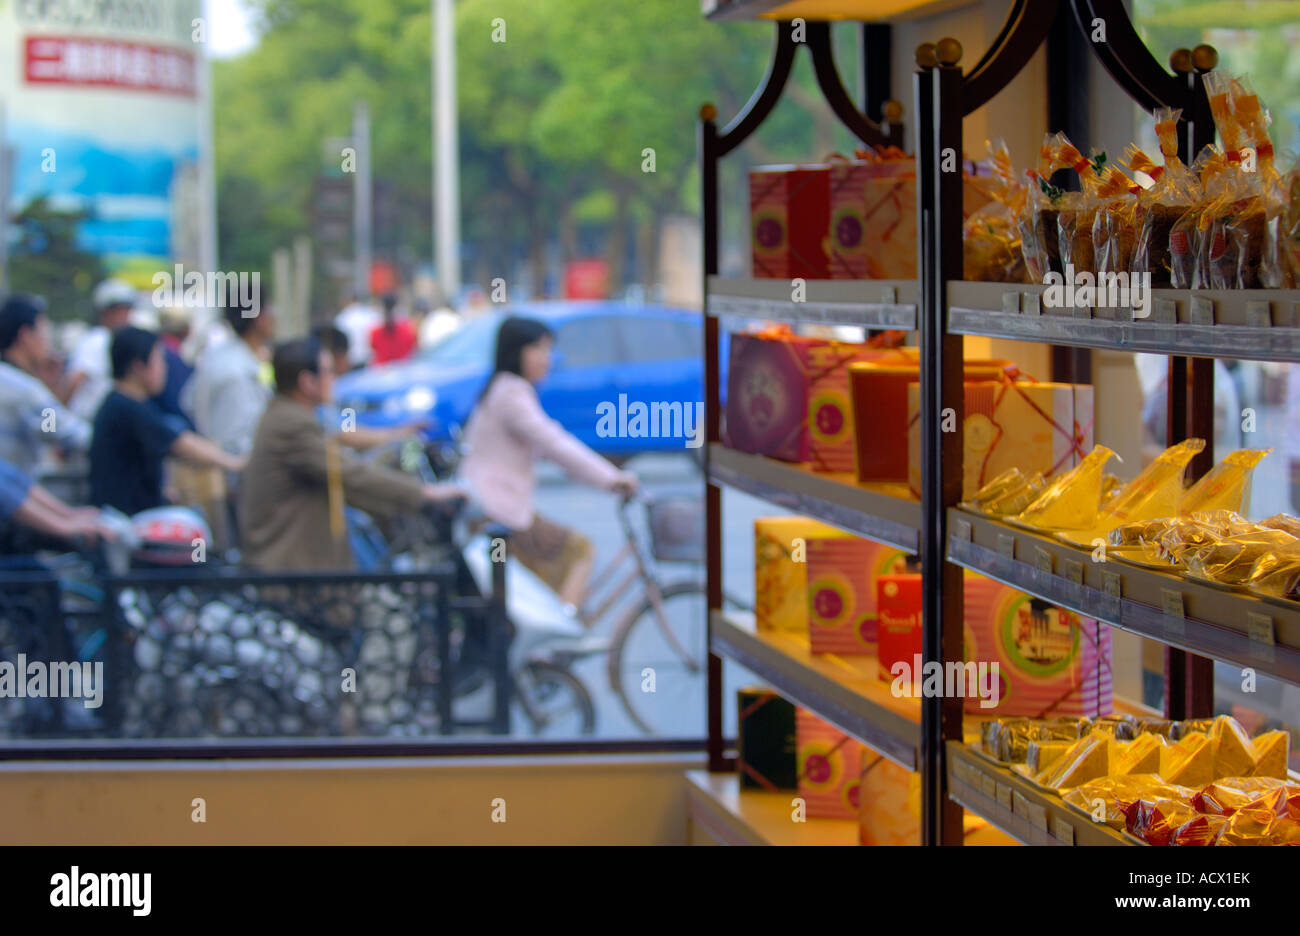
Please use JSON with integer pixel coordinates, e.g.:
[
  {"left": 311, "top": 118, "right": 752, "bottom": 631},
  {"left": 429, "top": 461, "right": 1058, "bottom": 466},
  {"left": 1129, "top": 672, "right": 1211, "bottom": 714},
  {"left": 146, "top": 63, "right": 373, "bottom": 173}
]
[
  {"left": 946, "top": 508, "right": 1300, "bottom": 688},
  {"left": 948, "top": 281, "right": 1300, "bottom": 362},
  {"left": 712, "top": 611, "right": 921, "bottom": 770},
  {"left": 946, "top": 742, "right": 1139, "bottom": 847},
  {"left": 709, "top": 445, "right": 920, "bottom": 551},
  {"left": 698, "top": 0, "right": 1292, "bottom": 846},
  {"left": 685, "top": 770, "right": 859, "bottom": 845},
  {"left": 703, "top": 0, "right": 966, "bottom": 24},
  {"left": 708, "top": 276, "right": 918, "bottom": 330}
]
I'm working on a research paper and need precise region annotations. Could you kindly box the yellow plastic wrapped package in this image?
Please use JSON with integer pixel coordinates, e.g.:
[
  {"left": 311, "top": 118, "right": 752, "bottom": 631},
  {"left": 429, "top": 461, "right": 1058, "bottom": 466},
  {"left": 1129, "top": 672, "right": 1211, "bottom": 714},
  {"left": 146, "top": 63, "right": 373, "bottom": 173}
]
[
  {"left": 1062, "top": 774, "right": 1189, "bottom": 829},
  {"left": 1179, "top": 449, "right": 1271, "bottom": 516},
  {"left": 1184, "top": 528, "right": 1299, "bottom": 587},
  {"left": 1059, "top": 439, "right": 1204, "bottom": 546},
  {"left": 1013, "top": 445, "right": 1116, "bottom": 532},
  {"left": 1036, "top": 730, "right": 1110, "bottom": 789}
]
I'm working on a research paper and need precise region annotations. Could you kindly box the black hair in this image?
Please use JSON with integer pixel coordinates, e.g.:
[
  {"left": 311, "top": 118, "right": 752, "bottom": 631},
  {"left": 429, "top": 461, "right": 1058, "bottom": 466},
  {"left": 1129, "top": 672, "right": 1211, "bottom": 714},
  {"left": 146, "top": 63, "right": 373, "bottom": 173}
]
[
  {"left": 110, "top": 326, "right": 160, "bottom": 380},
  {"left": 0, "top": 293, "right": 47, "bottom": 353},
  {"left": 223, "top": 280, "right": 268, "bottom": 336},
  {"left": 381, "top": 293, "right": 398, "bottom": 331},
  {"left": 492, "top": 316, "right": 553, "bottom": 381},
  {"left": 273, "top": 336, "right": 322, "bottom": 395},
  {"left": 312, "top": 325, "right": 349, "bottom": 357},
  {"left": 475, "top": 316, "right": 554, "bottom": 406}
]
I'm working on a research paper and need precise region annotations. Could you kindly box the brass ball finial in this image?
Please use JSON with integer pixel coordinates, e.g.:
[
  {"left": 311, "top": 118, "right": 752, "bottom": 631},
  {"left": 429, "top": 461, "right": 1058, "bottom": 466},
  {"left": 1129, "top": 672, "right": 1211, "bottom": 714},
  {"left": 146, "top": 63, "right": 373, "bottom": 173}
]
[
  {"left": 1169, "top": 48, "right": 1192, "bottom": 74},
  {"left": 883, "top": 99, "right": 903, "bottom": 123},
  {"left": 1192, "top": 44, "right": 1218, "bottom": 71},
  {"left": 700, "top": 103, "right": 717, "bottom": 122},
  {"left": 915, "top": 42, "right": 937, "bottom": 69},
  {"left": 936, "top": 37, "right": 962, "bottom": 66}
]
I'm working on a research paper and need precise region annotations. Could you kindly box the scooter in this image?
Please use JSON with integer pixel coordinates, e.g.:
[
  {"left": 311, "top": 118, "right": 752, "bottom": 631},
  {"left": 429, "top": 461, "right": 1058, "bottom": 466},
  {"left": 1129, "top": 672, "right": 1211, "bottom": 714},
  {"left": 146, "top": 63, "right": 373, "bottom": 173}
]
[{"left": 362, "top": 437, "right": 605, "bottom": 736}]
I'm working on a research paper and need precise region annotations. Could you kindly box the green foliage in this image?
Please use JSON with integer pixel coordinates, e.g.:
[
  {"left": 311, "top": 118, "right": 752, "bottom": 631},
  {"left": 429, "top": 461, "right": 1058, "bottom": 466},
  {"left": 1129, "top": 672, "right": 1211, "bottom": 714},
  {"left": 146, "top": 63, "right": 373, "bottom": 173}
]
[
  {"left": 212, "top": 4, "right": 869, "bottom": 291},
  {"left": 6, "top": 197, "right": 105, "bottom": 322},
  {"left": 1134, "top": 0, "right": 1300, "bottom": 156}
]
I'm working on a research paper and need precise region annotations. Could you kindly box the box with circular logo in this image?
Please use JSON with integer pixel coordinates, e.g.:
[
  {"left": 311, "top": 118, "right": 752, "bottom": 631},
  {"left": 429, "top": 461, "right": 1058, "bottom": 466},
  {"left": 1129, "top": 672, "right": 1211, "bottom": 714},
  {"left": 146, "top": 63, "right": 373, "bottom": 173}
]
[
  {"left": 749, "top": 165, "right": 831, "bottom": 279},
  {"left": 962, "top": 573, "right": 1113, "bottom": 718},
  {"left": 724, "top": 331, "right": 913, "bottom": 472},
  {"left": 806, "top": 536, "right": 912, "bottom": 654},
  {"left": 796, "top": 707, "right": 865, "bottom": 820}
]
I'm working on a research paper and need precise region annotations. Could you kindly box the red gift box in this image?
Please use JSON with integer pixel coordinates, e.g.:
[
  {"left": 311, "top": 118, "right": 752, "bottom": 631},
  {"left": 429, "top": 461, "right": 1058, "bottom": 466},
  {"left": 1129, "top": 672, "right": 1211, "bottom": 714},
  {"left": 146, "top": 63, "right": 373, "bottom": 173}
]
[
  {"left": 749, "top": 165, "right": 831, "bottom": 279},
  {"left": 724, "top": 328, "right": 913, "bottom": 472}
]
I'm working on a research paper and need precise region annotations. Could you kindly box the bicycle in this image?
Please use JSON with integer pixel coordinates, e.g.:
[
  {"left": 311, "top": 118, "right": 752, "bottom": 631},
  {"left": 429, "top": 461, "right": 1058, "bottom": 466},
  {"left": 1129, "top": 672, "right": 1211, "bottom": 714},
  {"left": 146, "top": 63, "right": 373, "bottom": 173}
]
[{"left": 368, "top": 436, "right": 749, "bottom": 737}]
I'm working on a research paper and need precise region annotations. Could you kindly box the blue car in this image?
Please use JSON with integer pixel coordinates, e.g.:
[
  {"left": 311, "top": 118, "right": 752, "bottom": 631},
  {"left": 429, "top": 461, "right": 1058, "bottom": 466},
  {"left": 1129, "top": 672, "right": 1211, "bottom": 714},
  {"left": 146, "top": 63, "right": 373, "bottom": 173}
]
[{"left": 333, "top": 302, "right": 721, "bottom": 455}]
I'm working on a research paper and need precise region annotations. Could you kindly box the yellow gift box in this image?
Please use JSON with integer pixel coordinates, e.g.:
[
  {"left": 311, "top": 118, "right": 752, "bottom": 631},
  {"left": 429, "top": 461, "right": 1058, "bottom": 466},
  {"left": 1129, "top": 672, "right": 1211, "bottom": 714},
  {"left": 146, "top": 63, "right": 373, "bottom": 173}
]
[
  {"left": 754, "top": 516, "right": 856, "bottom": 633},
  {"left": 906, "top": 379, "right": 1090, "bottom": 500}
]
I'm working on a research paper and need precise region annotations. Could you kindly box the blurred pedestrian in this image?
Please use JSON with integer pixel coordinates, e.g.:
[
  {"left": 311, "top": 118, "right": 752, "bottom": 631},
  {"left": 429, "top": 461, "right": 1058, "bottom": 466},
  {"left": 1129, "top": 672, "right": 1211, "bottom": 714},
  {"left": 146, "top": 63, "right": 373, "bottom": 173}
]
[
  {"left": 417, "top": 290, "right": 460, "bottom": 349},
  {"left": 238, "top": 336, "right": 461, "bottom": 571},
  {"left": 152, "top": 305, "right": 196, "bottom": 432},
  {"left": 89, "top": 327, "right": 245, "bottom": 516},
  {"left": 335, "top": 292, "right": 380, "bottom": 369},
  {"left": 369, "top": 294, "right": 417, "bottom": 365},
  {"left": 186, "top": 286, "right": 275, "bottom": 458},
  {"left": 66, "top": 277, "right": 136, "bottom": 421},
  {"left": 460, "top": 316, "right": 637, "bottom": 612},
  {"left": 0, "top": 456, "right": 113, "bottom": 563},
  {"left": 312, "top": 324, "right": 427, "bottom": 450},
  {"left": 0, "top": 293, "right": 92, "bottom": 475}
]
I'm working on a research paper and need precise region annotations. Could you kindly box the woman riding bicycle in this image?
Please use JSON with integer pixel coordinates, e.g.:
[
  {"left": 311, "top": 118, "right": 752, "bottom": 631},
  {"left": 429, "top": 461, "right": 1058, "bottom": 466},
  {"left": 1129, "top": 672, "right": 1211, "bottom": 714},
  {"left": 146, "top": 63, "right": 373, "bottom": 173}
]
[{"left": 459, "top": 316, "right": 638, "bottom": 614}]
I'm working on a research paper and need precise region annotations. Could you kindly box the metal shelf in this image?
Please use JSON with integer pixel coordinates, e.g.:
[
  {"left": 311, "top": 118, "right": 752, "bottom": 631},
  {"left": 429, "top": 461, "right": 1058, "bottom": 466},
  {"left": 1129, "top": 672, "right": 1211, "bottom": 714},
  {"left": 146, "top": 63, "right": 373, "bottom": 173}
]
[
  {"left": 947, "top": 508, "right": 1300, "bottom": 688},
  {"left": 711, "top": 611, "right": 920, "bottom": 770},
  {"left": 946, "top": 742, "right": 1138, "bottom": 847},
  {"left": 708, "top": 276, "right": 917, "bottom": 330},
  {"left": 685, "top": 770, "right": 859, "bottom": 845},
  {"left": 709, "top": 444, "right": 920, "bottom": 552},
  {"left": 949, "top": 281, "right": 1300, "bottom": 362}
]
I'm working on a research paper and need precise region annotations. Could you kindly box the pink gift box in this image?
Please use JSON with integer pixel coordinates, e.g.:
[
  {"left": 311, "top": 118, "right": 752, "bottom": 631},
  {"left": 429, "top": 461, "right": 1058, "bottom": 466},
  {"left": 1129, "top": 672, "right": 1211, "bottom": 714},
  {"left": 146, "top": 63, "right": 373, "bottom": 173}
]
[
  {"left": 962, "top": 572, "right": 1113, "bottom": 718},
  {"left": 796, "top": 707, "right": 865, "bottom": 820},
  {"left": 723, "top": 330, "right": 913, "bottom": 472},
  {"left": 806, "top": 537, "right": 913, "bottom": 654}
]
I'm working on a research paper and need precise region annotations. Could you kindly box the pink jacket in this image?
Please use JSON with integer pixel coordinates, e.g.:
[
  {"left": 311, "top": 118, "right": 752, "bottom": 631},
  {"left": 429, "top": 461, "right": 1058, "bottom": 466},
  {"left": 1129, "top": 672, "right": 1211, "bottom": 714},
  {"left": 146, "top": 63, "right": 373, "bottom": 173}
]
[{"left": 460, "top": 372, "right": 623, "bottom": 530}]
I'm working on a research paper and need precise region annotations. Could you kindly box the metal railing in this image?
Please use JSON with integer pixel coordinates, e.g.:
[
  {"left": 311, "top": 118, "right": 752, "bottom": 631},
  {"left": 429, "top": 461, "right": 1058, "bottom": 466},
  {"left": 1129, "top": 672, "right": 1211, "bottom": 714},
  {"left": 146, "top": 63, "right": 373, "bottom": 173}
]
[{"left": 0, "top": 561, "right": 512, "bottom": 745}]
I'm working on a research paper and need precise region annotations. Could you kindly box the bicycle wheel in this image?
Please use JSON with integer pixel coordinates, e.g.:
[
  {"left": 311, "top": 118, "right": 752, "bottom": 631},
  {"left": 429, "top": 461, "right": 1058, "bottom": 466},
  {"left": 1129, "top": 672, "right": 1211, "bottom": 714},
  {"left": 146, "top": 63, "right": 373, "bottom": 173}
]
[
  {"left": 608, "top": 581, "right": 706, "bottom": 736},
  {"left": 513, "top": 661, "right": 596, "bottom": 737}
]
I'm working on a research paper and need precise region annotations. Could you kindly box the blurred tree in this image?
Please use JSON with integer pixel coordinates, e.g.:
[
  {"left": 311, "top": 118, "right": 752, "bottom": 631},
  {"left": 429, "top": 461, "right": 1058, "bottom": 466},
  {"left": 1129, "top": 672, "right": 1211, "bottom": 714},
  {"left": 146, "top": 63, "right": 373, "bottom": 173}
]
[
  {"left": 214, "top": 1, "right": 867, "bottom": 299},
  {"left": 1134, "top": 0, "right": 1300, "bottom": 155},
  {"left": 7, "top": 197, "right": 105, "bottom": 323}
]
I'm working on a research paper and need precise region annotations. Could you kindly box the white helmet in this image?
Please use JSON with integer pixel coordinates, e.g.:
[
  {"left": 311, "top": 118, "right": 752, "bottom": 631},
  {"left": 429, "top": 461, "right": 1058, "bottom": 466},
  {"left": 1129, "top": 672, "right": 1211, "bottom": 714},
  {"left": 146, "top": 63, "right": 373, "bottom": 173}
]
[{"left": 92, "top": 277, "right": 137, "bottom": 313}]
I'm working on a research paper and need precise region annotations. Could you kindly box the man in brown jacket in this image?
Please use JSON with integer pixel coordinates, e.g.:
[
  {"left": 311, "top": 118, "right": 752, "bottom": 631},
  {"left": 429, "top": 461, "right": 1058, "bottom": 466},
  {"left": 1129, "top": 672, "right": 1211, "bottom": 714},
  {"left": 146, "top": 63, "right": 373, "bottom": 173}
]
[{"left": 239, "top": 337, "right": 462, "bottom": 571}]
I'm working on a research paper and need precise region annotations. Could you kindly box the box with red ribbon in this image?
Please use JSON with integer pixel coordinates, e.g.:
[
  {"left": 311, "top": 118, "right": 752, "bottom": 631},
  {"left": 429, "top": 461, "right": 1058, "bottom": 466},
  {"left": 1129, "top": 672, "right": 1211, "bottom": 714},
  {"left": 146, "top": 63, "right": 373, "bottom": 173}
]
[
  {"left": 796, "top": 707, "right": 865, "bottom": 820},
  {"left": 749, "top": 164, "right": 831, "bottom": 279},
  {"left": 830, "top": 151, "right": 995, "bottom": 279},
  {"left": 724, "top": 328, "right": 914, "bottom": 472},
  {"left": 905, "top": 372, "right": 1093, "bottom": 499}
]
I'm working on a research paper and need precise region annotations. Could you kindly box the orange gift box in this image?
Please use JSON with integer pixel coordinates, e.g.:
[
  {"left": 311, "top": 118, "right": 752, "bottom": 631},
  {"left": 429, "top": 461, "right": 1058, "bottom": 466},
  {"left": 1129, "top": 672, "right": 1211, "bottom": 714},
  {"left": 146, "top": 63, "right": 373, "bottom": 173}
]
[{"left": 849, "top": 359, "right": 1010, "bottom": 482}]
